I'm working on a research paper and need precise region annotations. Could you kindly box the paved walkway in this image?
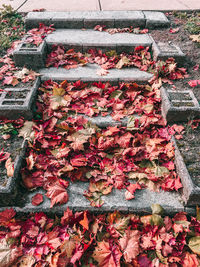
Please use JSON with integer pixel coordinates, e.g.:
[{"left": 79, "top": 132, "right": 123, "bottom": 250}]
[{"left": 0, "top": 0, "right": 199, "bottom": 12}]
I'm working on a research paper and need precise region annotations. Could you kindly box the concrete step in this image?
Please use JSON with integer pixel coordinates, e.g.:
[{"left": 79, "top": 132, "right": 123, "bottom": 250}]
[
  {"left": 25, "top": 11, "right": 170, "bottom": 29},
  {"left": 45, "top": 29, "right": 153, "bottom": 52},
  {"left": 39, "top": 64, "right": 153, "bottom": 82},
  {"left": 2, "top": 185, "right": 184, "bottom": 216}
]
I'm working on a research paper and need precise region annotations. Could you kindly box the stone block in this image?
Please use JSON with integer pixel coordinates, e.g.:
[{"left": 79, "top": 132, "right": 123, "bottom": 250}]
[
  {"left": 25, "top": 11, "right": 146, "bottom": 29},
  {"left": 114, "top": 11, "right": 145, "bottom": 28},
  {"left": 152, "top": 42, "right": 185, "bottom": 64},
  {"left": 13, "top": 38, "right": 47, "bottom": 69},
  {"left": 45, "top": 29, "right": 153, "bottom": 52},
  {"left": 6, "top": 182, "right": 184, "bottom": 216},
  {"left": 39, "top": 64, "right": 153, "bottom": 83},
  {"left": 0, "top": 139, "right": 27, "bottom": 207},
  {"left": 144, "top": 11, "right": 170, "bottom": 29},
  {"left": 173, "top": 137, "right": 200, "bottom": 206},
  {"left": 160, "top": 87, "right": 200, "bottom": 122},
  {"left": 0, "top": 78, "right": 40, "bottom": 120}
]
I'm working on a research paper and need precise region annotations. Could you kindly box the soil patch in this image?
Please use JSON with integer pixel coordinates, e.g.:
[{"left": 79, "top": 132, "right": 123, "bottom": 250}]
[
  {"left": 0, "top": 130, "right": 23, "bottom": 186},
  {"left": 150, "top": 12, "right": 200, "bottom": 101},
  {"left": 176, "top": 123, "right": 200, "bottom": 187}
]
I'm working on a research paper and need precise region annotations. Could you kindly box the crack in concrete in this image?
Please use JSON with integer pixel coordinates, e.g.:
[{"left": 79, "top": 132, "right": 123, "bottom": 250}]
[
  {"left": 15, "top": 0, "right": 28, "bottom": 11},
  {"left": 98, "top": 0, "right": 102, "bottom": 10}
]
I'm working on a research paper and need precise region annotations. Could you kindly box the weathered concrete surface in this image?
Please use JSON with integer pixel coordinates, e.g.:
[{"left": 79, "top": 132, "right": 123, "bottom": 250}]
[
  {"left": 100, "top": 0, "right": 200, "bottom": 11},
  {"left": 0, "top": 78, "right": 40, "bottom": 119},
  {"left": 39, "top": 64, "right": 153, "bottom": 82},
  {"left": 173, "top": 137, "right": 200, "bottom": 206},
  {"left": 161, "top": 87, "right": 200, "bottom": 122},
  {"left": 45, "top": 29, "right": 153, "bottom": 52},
  {"left": 144, "top": 11, "right": 170, "bottom": 28},
  {"left": 8, "top": 184, "right": 184, "bottom": 216},
  {"left": 13, "top": 39, "right": 47, "bottom": 69},
  {"left": 152, "top": 42, "right": 185, "bottom": 64},
  {"left": 25, "top": 11, "right": 147, "bottom": 29}
]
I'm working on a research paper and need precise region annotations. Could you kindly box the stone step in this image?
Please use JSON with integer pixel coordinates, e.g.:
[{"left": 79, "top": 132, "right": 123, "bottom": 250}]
[
  {"left": 39, "top": 64, "right": 153, "bottom": 82},
  {"left": 1, "top": 185, "right": 184, "bottom": 216},
  {"left": 45, "top": 29, "right": 153, "bottom": 53},
  {"left": 25, "top": 11, "right": 170, "bottom": 30}
]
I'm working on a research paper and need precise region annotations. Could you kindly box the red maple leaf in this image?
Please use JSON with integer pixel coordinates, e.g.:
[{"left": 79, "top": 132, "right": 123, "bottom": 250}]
[
  {"left": 0, "top": 208, "right": 16, "bottom": 223},
  {"left": 31, "top": 193, "right": 44, "bottom": 206},
  {"left": 93, "top": 241, "right": 122, "bottom": 267},
  {"left": 119, "top": 229, "right": 140, "bottom": 262},
  {"left": 46, "top": 182, "right": 69, "bottom": 207}
]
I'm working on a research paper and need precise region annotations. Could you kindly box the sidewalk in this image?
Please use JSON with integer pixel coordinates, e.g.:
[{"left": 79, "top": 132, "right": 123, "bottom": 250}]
[{"left": 0, "top": 0, "right": 199, "bottom": 12}]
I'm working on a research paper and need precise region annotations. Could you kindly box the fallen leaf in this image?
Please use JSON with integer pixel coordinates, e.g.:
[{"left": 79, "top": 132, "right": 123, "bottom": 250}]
[
  {"left": 190, "top": 34, "right": 200, "bottom": 43},
  {"left": 119, "top": 229, "right": 140, "bottom": 262},
  {"left": 169, "top": 28, "right": 180, "bottom": 33},
  {"left": 93, "top": 241, "right": 122, "bottom": 267},
  {"left": 96, "top": 68, "right": 109, "bottom": 76},
  {"left": 79, "top": 211, "right": 89, "bottom": 230},
  {"left": 188, "top": 236, "right": 200, "bottom": 256},
  {"left": 31, "top": 193, "right": 44, "bottom": 206},
  {"left": 18, "top": 121, "right": 34, "bottom": 140},
  {"left": 188, "top": 80, "right": 200, "bottom": 87},
  {"left": 46, "top": 182, "right": 69, "bottom": 207},
  {"left": 116, "top": 56, "right": 130, "bottom": 69},
  {"left": 5, "top": 157, "right": 14, "bottom": 177}
]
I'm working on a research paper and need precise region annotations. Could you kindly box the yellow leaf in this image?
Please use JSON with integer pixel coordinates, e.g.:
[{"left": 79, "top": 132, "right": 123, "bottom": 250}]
[
  {"left": 188, "top": 236, "right": 200, "bottom": 255},
  {"left": 190, "top": 34, "right": 200, "bottom": 43},
  {"left": 116, "top": 56, "right": 130, "bottom": 69},
  {"left": 18, "top": 121, "right": 34, "bottom": 141},
  {"left": 52, "top": 86, "right": 65, "bottom": 96}
]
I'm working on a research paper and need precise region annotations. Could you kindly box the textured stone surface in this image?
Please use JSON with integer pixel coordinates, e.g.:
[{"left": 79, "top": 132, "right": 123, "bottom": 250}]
[
  {"left": 45, "top": 29, "right": 153, "bottom": 52},
  {"left": 100, "top": 0, "right": 197, "bottom": 11},
  {"left": 152, "top": 42, "right": 185, "bottom": 64},
  {"left": 17, "top": 0, "right": 100, "bottom": 12},
  {"left": 173, "top": 137, "right": 200, "bottom": 206},
  {"left": 0, "top": 78, "right": 40, "bottom": 120},
  {"left": 13, "top": 39, "right": 47, "bottom": 69},
  {"left": 160, "top": 87, "right": 200, "bottom": 122},
  {"left": 8, "top": 184, "right": 184, "bottom": 216},
  {"left": 0, "top": 140, "right": 27, "bottom": 207},
  {"left": 39, "top": 64, "right": 153, "bottom": 82},
  {"left": 144, "top": 11, "right": 170, "bottom": 28},
  {"left": 25, "top": 11, "right": 146, "bottom": 29}
]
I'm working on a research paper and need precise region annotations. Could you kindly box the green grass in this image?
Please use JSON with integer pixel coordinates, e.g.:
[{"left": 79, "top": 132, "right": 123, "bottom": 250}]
[{"left": 0, "top": 5, "right": 25, "bottom": 55}]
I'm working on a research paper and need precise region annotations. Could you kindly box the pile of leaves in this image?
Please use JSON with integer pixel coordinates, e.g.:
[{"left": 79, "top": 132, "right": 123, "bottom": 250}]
[
  {"left": 0, "top": 205, "right": 200, "bottom": 266},
  {"left": 19, "top": 80, "right": 184, "bottom": 207},
  {"left": 0, "top": 23, "right": 54, "bottom": 88},
  {"left": 94, "top": 24, "right": 149, "bottom": 34},
  {"left": 0, "top": 5, "right": 25, "bottom": 55},
  {"left": 46, "top": 46, "right": 188, "bottom": 89}
]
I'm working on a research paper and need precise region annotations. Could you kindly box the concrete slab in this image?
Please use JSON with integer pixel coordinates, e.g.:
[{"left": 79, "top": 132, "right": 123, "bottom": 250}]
[
  {"left": 25, "top": 11, "right": 146, "bottom": 29},
  {"left": 39, "top": 64, "right": 153, "bottom": 83},
  {"left": 45, "top": 29, "right": 153, "bottom": 53},
  {"left": 144, "top": 11, "right": 170, "bottom": 28},
  {"left": 100, "top": 0, "right": 198, "bottom": 11},
  {"left": 7, "top": 184, "right": 184, "bottom": 216},
  {"left": 17, "top": 0, "right": 100, "bottom": 12}
]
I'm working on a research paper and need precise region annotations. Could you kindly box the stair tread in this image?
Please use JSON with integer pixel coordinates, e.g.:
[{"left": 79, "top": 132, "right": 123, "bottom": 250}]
[
  {"left": 6, "top": 184, "right": 184, "bottom": 215},
  {"left": 46, "top": 29, "right": 153, "bottom": 47},
  {"left": 39, "top": 64, "right": 153, "bottom": 82}
]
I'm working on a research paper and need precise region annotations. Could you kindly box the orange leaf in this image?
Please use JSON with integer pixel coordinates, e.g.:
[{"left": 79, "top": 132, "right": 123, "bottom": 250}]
[
  {"left": 79, "top": 211, "right": 89, "bottom": 230},
  {"left": 5, "top": 157, "right": 14, "bottom": 177}
]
